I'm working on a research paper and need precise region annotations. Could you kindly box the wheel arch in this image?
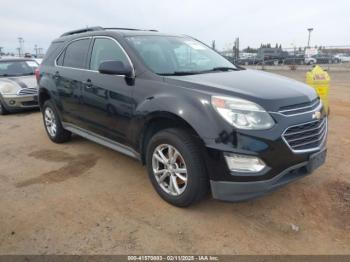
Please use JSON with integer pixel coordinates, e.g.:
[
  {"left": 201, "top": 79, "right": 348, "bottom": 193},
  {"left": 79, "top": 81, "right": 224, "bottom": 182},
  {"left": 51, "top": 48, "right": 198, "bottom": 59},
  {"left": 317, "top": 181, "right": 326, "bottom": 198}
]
[
  {"left": 138, "top": 112, "right": 204, "bottom": 164},
  {"left": 38, "top": 87, "right": 52, "bottom": 109}
]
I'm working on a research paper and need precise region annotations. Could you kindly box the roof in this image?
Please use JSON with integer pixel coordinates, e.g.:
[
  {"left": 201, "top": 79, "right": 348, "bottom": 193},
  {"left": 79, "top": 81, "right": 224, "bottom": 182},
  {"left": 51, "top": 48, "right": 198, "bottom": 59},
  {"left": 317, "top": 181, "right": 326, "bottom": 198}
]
[
  {"left": 55, "top": 26, "right": 177, "bottom": 42},
  {"left": 0, "top": 57, "right": 36, "bottom": 62}
]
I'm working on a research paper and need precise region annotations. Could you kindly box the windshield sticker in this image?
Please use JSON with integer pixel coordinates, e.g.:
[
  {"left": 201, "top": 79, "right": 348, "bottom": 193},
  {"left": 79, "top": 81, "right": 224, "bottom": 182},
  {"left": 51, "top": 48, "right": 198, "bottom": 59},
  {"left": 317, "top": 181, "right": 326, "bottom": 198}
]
[{"left": 184, "top": 41, "right": 206, "bottom": 50}]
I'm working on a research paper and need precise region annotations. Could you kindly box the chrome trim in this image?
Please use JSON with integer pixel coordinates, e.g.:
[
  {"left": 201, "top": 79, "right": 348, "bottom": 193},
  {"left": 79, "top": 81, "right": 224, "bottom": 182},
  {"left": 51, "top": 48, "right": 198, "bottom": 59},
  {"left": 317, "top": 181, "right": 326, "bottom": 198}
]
[
  {"left": 282, "top": 117, "right": 328, "bottom": 154},
  {"left": 283, "top": 118, "right": 326, "bottom": 137},
  {"left": 270, "top": 100, "right": 323, "bottom": 117},
  {"left": 17, "top": 88, "right": 37, "bottom": 96},
  {"left": 286, "top": 122, "right": 327, "bottom": 143},
  {"left": 279, "top": 99, "right": 320, "bottom": 114},
  {"left": 62, "top": 122, "right": 140, "bottom": 160},
  {"left": 54, "top": 36, "right": 135, "bottom": 77}
]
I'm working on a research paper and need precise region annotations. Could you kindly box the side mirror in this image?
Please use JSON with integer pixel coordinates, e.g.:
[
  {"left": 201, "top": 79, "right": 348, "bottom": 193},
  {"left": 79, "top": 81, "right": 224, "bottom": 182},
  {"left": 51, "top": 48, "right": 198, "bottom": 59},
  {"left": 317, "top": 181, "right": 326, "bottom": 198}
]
[{"left": 98, "top": 60, "right": 133, "bottom": 77}]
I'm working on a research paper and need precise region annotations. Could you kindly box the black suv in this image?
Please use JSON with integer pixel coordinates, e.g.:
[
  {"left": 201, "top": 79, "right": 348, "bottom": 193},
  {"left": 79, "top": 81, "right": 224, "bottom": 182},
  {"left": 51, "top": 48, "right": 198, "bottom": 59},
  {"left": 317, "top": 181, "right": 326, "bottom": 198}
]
[{"left": 37, "top": 27, "right": 327, "bottom": 207}]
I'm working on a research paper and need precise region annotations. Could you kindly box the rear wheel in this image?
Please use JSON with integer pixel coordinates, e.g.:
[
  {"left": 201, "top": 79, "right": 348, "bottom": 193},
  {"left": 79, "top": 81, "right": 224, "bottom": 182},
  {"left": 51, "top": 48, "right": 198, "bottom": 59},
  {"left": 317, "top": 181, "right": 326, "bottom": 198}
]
[
  {"left": 146, "top": 128, "right": 208, "bottom": 207},
  {"left": 42, "top": 100, "right": 71, "bottom": 143},
  {"left": 0, "top": 101, "right": 9, "bottom": 115}
]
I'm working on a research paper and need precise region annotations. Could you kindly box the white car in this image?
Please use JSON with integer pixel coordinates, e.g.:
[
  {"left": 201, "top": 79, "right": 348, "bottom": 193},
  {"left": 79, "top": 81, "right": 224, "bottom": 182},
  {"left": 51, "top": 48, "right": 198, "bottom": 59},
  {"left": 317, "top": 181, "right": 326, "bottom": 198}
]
[
  {"left": 335, "top": 53, "right": 350, "bottom": 63},
  {"left": 0, "top": 58, "right": 39, "bottom": 115},
  {"left": 305, "top": 56, "right": 317, "bottom": 65}
]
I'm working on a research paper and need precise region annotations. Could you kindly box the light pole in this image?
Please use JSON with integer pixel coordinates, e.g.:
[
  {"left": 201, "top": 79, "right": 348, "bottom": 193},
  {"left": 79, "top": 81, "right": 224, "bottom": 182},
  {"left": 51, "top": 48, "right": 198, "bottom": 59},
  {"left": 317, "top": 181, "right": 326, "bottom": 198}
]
[{"left": 307, "top": 28, "right": 313, "bottom": 48}]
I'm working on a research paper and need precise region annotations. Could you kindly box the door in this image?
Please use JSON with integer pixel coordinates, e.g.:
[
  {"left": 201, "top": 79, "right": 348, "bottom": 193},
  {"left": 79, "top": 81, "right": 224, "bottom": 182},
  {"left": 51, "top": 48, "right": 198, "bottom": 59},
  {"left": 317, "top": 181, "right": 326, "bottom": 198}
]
[
  {"left": 54, "top": 38, "right": 91, "bottom": 126},
  {"left": 79, "top": 37, "right": 135, "bottom": 144}
]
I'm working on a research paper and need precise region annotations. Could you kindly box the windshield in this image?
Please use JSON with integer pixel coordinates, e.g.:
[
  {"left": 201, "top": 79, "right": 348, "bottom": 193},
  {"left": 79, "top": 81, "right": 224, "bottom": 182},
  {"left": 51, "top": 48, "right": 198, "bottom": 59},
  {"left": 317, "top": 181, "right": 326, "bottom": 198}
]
[
  {"left": 126, "top": 35, "right": 236, "bottom": 75},
  {"left": 0, "top": 60, "right": 38, "bottom": 77}
]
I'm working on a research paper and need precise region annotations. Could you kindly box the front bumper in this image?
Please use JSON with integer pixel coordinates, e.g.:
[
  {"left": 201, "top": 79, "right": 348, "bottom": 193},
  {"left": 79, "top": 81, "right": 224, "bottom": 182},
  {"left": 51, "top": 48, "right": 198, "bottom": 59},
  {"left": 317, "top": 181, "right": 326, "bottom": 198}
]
[
  {"left": 1, "top": 94, "right": 38, "bottom": 110},
  {"left": 204, "top": 115, "right": 328, "bottom": 201},
  {"left": 210, "top": 157, "right": 321, "bottom": 201}
]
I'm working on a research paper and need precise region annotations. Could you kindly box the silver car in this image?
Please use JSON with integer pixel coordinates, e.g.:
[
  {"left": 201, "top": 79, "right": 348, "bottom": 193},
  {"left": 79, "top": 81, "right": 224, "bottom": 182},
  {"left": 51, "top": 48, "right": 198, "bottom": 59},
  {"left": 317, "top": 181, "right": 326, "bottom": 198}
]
[{"left": 0, "top": 58, "right": 39, "bottom": 115}]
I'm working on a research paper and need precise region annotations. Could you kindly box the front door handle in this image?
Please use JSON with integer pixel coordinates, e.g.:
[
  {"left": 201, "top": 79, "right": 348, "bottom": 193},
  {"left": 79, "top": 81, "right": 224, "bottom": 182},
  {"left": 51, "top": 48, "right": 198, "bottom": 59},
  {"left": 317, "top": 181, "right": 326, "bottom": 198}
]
[{"left": 83, "top": 79, "right": 92, "bottom": 88}]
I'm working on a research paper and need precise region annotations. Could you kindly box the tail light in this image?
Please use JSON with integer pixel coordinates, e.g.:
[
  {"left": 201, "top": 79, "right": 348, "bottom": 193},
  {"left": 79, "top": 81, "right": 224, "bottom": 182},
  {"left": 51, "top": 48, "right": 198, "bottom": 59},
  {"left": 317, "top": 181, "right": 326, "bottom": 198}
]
[{"left": 35, "top": 68, "right": 40, "bottom": 82}]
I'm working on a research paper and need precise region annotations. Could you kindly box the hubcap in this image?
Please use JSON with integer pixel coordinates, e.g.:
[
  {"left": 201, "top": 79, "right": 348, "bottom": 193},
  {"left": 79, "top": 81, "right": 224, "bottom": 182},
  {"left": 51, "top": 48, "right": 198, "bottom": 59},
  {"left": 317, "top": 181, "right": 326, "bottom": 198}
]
[
  {"left": 44, "top": 107, "right": 57, "bottom": 137},
  {"left": 152, "top": 144, "right": 188, "bottom": 196}
]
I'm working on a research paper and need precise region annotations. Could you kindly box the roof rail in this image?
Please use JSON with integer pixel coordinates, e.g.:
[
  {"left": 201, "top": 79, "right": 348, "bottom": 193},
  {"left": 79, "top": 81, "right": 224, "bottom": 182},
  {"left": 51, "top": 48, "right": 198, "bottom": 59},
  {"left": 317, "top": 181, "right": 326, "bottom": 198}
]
[
  {"left": 60, "top": 26, "right": 104, "bottom": 37},
  {"left": 103, "top": 27, "right": 158, "bottom": 32}
]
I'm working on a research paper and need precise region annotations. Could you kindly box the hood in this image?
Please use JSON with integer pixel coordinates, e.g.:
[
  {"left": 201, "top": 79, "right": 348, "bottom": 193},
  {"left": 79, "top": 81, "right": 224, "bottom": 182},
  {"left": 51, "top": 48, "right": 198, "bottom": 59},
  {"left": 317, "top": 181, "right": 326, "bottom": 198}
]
[
  {"left": 0, "top": 75, "right": 37, "bottom": 94},
  {"left": 0, "top": 75, "right": 37, "bottom": 89},
  {"left": 165, "top": 69, "right": 317, "bottom": 112}
]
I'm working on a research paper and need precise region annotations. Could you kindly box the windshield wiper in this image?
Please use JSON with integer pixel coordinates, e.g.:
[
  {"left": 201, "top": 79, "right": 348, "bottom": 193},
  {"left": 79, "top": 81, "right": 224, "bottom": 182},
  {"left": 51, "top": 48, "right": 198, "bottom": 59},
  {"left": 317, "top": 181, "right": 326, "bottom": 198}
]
[
  {"left": 159, "top": 67, "right": 240, "bottom": 76},
  {"left": 210, "top": 67, "right": 238, "bottom": 72},
  {"left": 159, "top": 71, "right": 204, "bottom": 76}
]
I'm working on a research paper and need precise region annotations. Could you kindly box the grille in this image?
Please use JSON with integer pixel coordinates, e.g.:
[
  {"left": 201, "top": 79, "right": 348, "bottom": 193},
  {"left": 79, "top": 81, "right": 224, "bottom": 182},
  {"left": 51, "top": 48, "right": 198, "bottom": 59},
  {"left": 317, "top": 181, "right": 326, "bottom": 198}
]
[
  {"left": 17, "top": 88, "right": 37, "bottom": 96},
  {"left": 283, "top": 117, "right": 327, "bottom": 152},
  {"left": 279, "top": 99, "right": 321, "bottom": 116}
]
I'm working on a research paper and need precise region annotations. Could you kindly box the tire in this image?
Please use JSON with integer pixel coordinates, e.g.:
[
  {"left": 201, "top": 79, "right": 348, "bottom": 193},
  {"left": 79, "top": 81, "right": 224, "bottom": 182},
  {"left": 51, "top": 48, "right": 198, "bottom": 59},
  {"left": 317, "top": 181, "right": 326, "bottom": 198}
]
[
  {"left": 42, "top": 100, "right": 71, "bottom": 143},
  {"left": 0, "top": 100, "right": 9, "bottom": 115},
  {"left": 146, "top": 128, "right": 208, "bottom": 207}
]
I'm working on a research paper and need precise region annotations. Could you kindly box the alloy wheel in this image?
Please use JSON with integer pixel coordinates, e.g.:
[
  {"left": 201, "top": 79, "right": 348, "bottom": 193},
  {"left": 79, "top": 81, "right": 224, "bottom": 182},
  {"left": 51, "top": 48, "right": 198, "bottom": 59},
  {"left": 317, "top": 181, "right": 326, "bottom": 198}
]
[
  {"left": 44, "top": 107, "right": 57, "bottom": 137},
  {"left": 152, "top": 144, "right": 188, "bottom": 196}
]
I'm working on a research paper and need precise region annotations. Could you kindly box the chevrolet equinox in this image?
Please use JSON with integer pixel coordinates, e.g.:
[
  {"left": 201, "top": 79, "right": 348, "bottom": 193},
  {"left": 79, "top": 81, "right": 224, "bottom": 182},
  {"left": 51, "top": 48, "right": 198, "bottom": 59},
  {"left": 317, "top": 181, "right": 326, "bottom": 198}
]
[{"left": 37, "top": 27, "right": 327, "bottom": 207}]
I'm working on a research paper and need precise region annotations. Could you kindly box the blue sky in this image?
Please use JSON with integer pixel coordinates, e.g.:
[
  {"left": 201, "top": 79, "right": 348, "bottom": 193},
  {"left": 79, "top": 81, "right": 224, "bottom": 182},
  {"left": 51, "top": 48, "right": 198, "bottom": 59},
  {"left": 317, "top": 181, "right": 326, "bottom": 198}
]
[{"left": 0, "top": 0, "right": 349, "bottom": 53}]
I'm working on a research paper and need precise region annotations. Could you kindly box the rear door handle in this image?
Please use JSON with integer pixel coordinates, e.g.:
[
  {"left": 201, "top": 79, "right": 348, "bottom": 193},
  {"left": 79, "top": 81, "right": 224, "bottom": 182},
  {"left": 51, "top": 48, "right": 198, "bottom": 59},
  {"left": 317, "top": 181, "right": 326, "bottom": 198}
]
[{"left": 53, "top": 71, "right": 60, "bottom": 80}]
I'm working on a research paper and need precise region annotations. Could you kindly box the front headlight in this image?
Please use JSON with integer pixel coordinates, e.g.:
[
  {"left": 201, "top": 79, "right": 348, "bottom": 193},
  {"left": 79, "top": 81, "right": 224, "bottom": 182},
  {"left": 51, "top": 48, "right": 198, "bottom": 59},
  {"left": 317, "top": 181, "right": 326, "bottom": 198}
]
[
  {"left": 1, "top": 83, "right": 18, "bottom": 95},
  {"left": 211, "top": 96, "right": 275, "bottom": 130}
]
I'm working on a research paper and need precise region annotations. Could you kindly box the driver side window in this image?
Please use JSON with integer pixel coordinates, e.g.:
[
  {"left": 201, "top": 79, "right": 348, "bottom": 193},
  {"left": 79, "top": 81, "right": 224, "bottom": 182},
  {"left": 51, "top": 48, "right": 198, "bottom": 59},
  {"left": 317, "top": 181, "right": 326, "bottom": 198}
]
[{"left": 90, "top": 38, "right": 130, "bottom": 71}]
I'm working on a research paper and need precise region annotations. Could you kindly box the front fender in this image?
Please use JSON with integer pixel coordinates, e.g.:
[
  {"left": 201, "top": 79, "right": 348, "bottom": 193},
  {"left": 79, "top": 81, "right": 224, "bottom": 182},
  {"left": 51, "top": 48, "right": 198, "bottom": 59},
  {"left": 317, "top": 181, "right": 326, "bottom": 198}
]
[{"left": 131, "top": 91, "right": 228, "bottom": 146}]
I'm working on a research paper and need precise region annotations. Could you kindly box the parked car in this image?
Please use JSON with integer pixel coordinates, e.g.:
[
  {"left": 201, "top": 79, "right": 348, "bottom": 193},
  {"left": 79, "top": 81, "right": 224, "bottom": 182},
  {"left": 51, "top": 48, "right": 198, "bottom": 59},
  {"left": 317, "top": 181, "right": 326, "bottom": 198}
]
[
  {"left": 283, "top": 54, "right": 305, "bottom": 65},
  {"left": 0, "top": 58, "right": 39, "bottom": 115},
  {"left": 37, "top": 27, "right": 327, "bottom": 207},
  {"left": 306, "top": 54, "right": 340, "bottom": 65},
  {"left": 34, "top": 58, "right": 43, "bottom": 65},
  {"left": 237, "top": 56, "right": 262, "bottom": 65},
  {"left": 335, "top": 53, "right": 350, "bottom": 63}
]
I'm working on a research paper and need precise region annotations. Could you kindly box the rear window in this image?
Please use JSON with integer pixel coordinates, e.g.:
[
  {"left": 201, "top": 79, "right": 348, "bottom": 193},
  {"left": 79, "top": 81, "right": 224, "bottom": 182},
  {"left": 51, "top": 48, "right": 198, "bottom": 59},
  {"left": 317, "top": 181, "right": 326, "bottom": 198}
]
[
  {"left": 42, "top": 41, "right": 64, "bottom": 65},
  {"left": 62, "top": 39, "right": 90, "bottom": 69}
]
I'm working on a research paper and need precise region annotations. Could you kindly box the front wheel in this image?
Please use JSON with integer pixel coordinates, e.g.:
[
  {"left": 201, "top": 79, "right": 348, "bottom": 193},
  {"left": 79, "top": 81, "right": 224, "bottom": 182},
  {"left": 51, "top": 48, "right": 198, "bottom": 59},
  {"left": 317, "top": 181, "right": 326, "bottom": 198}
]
[{"left": 146, "top": 128, "right": 208, "bottom": 207}]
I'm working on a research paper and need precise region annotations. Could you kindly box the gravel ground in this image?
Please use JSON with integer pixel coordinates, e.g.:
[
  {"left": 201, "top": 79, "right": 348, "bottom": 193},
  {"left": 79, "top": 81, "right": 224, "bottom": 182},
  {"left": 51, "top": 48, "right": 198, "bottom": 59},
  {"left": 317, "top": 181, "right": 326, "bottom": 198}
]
[{"left": 0, "top": 70, "right": 349, "bottom": 255}]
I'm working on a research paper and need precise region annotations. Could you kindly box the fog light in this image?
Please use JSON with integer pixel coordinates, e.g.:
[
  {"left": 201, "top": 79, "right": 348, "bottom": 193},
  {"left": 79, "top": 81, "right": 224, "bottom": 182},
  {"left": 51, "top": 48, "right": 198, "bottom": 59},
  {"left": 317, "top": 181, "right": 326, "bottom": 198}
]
[
  {"left": 9, "top": 100, "right": 15, "bottom": 105},
  {"left": 224, "top": 153, "right": 266, "bottom": 173}
]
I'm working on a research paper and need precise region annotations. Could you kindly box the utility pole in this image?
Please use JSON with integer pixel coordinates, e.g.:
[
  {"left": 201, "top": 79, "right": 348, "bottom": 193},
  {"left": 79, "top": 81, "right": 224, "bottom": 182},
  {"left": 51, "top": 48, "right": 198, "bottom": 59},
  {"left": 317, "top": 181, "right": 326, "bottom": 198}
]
[
  {"left": 34, "top": 44, "right": 38, "bottom": 57},
  {"left": 307, "top": 28, "right": 313, "bottom": 48},
  {"left": 233, "top": 37, "right": 239, "bottom": 62},
  {"left": 16, "top": 47, "right": 21, "bottom": 57},
  {"left": 211, "top": 40, "right": 216, "bottom": 50},
  {"left": 18, "top": 37, "right": 24, "bottom": 57},
  {"left": 38, "top": 48, "right": 43, "bottom": 56}
]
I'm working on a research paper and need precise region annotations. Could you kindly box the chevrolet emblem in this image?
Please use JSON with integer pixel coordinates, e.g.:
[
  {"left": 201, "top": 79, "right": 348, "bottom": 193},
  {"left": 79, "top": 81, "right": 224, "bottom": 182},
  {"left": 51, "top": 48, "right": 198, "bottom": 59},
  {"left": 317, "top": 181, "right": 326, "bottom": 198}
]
[{"left": 312, "top": 111, "right": 322, "bottom": 120}]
